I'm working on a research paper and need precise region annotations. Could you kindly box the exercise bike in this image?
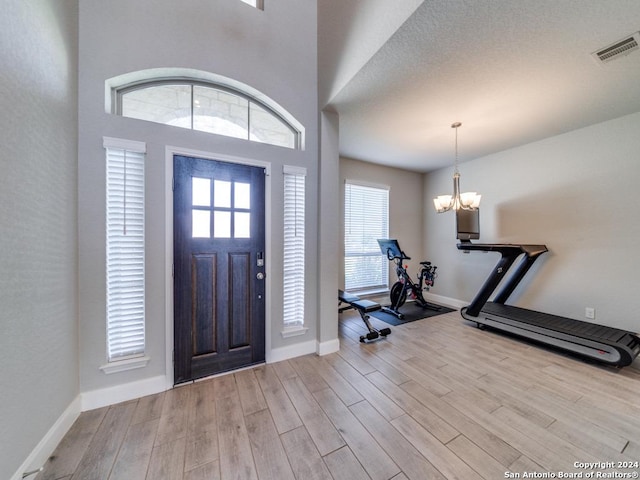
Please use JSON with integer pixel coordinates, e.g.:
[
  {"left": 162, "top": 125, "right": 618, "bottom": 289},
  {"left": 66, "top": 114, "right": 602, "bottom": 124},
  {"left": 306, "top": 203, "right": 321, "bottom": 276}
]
[{"left": 377, "top": 239, "right": 440, "bottom": 320}]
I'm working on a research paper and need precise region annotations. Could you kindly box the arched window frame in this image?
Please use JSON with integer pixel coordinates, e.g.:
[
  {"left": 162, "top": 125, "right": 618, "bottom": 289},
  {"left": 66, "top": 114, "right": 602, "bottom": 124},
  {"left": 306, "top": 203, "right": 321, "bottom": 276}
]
[{"left": 109, "top": 74, "right": 303, "bottom": 150}]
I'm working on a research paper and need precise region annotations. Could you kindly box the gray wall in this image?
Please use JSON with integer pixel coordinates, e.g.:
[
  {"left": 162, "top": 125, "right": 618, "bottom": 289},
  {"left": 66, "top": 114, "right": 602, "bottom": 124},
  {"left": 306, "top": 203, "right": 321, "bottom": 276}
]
[
  {"left": 0, "top": 1, "right": 79, "bottom": 478},
  {"left": 78, "top": 0, "right": 319, "bottom": 393},
  {"left": 340, "top": 157, "right": 425, "bottom": 291},
  {"left": 424, "top": 112, "right": 640, "bottom": 337}
]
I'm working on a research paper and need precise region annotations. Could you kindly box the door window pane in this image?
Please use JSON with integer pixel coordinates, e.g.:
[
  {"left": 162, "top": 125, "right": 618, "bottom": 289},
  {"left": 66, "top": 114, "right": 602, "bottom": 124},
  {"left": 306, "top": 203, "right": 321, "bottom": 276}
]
[
  {"left": 192, "top": 210, "right": 210, "bottom": 238},
  {"left": 214, "top": 180, "right": 231, "bottom": 208},
  {"left": 234, "top": 182, "right": 251, "bottom": 209},
  {"left": 234, "top": 212, "right": 251, "bottom": 238},
  {"left": 214, "top": 211, "right": 231, "bottom": 238},
  {"left": 192, "top": 177, "right": 211, "bottom": 206}
]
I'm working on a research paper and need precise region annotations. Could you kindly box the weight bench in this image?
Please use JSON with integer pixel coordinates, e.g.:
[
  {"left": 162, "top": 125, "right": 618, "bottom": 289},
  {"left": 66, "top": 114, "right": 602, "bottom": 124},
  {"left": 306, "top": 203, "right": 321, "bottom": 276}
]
[{"left": 338, "top": 290, "right": 391, "bottom": 343}]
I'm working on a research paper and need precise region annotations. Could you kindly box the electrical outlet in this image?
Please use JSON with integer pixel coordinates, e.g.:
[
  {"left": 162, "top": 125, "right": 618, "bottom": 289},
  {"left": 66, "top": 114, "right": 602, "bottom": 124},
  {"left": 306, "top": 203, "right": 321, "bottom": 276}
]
[{"left": 585, "top": 307, "right": 595, "bottom": 319}]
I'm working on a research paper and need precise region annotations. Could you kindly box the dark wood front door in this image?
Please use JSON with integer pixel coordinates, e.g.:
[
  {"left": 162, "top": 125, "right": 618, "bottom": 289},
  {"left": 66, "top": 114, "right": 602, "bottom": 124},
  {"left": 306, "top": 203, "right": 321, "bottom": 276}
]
[{"left": 173, "top": 155, "right": 266, "bottom": 384}]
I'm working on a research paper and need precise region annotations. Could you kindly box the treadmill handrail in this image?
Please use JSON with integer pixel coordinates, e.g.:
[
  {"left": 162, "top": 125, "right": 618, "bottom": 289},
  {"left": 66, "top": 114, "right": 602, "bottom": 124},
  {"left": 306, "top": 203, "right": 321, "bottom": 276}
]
[{"left": 457, "top": 242, "right": 548, "bottom": 317}]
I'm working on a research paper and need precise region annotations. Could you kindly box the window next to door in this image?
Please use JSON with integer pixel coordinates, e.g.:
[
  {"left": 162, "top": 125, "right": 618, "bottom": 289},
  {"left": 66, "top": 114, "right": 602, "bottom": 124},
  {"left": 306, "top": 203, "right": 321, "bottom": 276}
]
[
  {"left": 282, "top": 166, "right": 307, "bottom": 337},
  {"left": 100, "top": 137, "right": 150, "bottom": 374}
]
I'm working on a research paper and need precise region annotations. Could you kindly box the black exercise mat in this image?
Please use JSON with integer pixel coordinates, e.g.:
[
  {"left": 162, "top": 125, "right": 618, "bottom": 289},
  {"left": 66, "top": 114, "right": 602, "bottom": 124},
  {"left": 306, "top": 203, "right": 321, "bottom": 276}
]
[{"left": 370, "top": 301, "right": 455, "bottom": 326}]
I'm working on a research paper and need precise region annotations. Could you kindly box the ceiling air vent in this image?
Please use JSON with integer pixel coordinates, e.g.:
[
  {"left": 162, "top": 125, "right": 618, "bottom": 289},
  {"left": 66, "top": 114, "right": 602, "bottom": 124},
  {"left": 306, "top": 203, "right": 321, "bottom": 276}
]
[{"left": 592, "top": 32, "right": 640, "bottom": 64}]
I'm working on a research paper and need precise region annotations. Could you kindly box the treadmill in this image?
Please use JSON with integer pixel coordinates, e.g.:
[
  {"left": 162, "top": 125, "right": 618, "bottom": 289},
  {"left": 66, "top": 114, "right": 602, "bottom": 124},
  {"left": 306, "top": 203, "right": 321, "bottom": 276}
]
[{"left": 457, "top": 241, "right": 640, "bottom": 367}]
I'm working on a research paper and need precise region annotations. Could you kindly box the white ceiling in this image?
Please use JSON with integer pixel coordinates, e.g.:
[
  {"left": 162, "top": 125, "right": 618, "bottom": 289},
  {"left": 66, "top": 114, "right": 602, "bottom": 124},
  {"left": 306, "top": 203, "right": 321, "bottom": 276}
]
[{"left": 319, "top": 0, "right": 640, "bottom": 172}]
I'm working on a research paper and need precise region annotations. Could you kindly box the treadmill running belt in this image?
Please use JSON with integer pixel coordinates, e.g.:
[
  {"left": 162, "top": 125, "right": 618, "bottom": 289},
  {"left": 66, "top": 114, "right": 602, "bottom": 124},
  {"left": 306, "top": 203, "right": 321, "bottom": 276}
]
[
  {"left": 464, "top": 303, "right": 640, "bottom": 366},
  {"left": 483, "top": 302, "right": 639, "bottom": 351}
]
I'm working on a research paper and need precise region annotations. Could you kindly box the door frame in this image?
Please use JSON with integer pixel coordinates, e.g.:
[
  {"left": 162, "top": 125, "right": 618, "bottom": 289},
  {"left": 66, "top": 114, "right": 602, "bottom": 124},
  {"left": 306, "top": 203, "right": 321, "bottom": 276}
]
[{"left": 164, "top": 145, "right": 272, "bottom": 387}]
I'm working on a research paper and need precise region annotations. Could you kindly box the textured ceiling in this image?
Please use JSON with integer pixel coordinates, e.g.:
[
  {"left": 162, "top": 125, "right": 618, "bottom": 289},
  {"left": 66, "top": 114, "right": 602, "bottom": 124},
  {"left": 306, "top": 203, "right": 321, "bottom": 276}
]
[{"left": 320, "top": 0, "right": 640, "bottom": 172}]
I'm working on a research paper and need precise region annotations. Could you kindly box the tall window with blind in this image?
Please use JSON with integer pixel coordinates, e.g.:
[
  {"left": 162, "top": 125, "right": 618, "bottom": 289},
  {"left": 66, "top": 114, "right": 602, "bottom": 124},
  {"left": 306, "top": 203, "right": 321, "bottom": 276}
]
[
  {"left": 283, "top": 166, "right": 306, "bottom": 333},
  {"left": 344, "top": 182, "right": 389, "bottom": 293},
  {"left": 104, "top": 138, "right": 147, "bottom": 369}
]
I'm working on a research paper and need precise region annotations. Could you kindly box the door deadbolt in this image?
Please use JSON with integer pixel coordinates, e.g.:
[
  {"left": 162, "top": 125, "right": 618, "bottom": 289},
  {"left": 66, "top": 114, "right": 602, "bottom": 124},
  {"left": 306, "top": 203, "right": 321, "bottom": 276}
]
[{"left": 256, "top": 272, "right": 265, "bottom": 280}]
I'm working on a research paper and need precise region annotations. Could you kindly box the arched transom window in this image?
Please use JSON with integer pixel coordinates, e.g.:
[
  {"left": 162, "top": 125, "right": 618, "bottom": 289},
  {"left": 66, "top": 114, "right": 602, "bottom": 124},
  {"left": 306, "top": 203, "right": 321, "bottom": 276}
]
[{"left": 114, "top": 80, "right": 300, "bottom": 149}]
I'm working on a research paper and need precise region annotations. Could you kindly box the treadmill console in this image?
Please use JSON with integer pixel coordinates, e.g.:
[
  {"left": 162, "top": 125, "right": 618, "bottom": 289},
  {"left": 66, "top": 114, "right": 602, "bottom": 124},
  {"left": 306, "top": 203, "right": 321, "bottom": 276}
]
[{"left": 456, "top": 241, "right": 548, "bottom": 257}]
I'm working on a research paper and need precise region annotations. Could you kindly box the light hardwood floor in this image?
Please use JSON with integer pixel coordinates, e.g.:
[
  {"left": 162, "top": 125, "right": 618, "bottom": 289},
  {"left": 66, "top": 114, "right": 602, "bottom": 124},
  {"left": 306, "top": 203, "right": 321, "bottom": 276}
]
[{"left": 36, "top": 308, "right": 640, "bottom": 480}]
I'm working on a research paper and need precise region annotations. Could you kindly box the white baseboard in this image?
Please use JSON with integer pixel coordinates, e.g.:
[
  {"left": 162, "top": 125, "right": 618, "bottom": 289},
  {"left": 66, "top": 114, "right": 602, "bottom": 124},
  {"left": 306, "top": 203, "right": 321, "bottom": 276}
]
[
  {"left": 11, "top": 396, "right": 81, "bottom": 480},
  {"left": 267, "top": 339, "right": 317, "bottom": 363},
  {"left": 424, "top": 292, "right": 466, "bottom": 310},
  {"left": 317, "top": 338, "right": 340, "bottom": 356},
  {"left": 80, "top": 375, "right": 169, "bottom": 411},
  {"left": 81, "top": 337, "right": 344, "bottom": 412}
]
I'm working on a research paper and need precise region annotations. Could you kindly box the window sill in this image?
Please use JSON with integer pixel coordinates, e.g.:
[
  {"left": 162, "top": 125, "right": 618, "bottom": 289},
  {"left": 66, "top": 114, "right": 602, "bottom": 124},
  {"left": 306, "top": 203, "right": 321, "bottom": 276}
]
[
  {"left": 100, "top": 355, "right": 150, "bottom": 375},
  {"left": 281, "top": 326, "right": 308, "bottom": 338},
  {"left": 347, "top": 288, "right": 388, "bottom": 297}
]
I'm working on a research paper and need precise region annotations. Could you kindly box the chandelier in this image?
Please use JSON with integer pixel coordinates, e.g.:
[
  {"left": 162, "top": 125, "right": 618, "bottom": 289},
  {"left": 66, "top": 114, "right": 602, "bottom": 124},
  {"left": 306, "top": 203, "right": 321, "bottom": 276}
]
[{"left": 433, "top": 122, "right": 481, "bottom": 213}]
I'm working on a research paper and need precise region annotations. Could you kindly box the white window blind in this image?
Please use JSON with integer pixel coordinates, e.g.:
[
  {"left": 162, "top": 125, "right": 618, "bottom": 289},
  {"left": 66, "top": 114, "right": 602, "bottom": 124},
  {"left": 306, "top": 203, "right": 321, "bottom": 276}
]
[
  {"left": 105, "top": 139, "right": 146, "bottom": 362},
  {"left": 344, "top": 181, "right": 389, "bottom": 293},
  {"left": 283, "top": 166, "right": 306, "bottom": 328}
]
